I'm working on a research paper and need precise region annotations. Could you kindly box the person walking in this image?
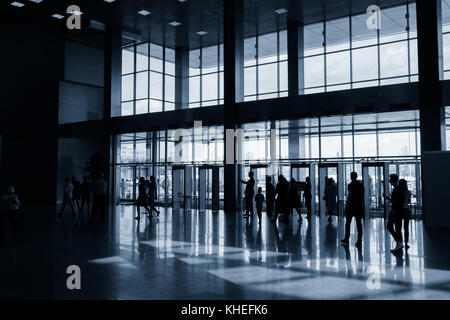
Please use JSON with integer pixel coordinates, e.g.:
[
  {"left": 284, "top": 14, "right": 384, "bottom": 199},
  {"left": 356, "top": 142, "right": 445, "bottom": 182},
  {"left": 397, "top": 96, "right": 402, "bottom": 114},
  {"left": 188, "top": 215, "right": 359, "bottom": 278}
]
[
  {"left": 58, "top": 178, "right": 77, "bottom": 217},
  {"left": 272, "top": 175, "right": 289, "bottom": 223},
  {"left": 289, "top": 178, "right": 303, "bottom": 223},
  {"left": 304, "top": 177, "right": 313, "bottom": 219},
  {"left": 147, "top": 176, "right": 160, "bottom": 218},
  {"left": 240, "top": 171, "right": 255, "bottom": 218},
  {"left": 90, "top": 172, "right": 108, "bottom": 224},
  {"left": 254, "top": 187, "right": 265, "bottom": 225},
  {"left": 135, "top": 177, "right": 152, "bottom": 220},
  {"left": 341, "top": 172, "right": 364, "bottom": 248},
  {"left": 399, "top": 179, "right": 411, "bottom": 249},
  {"left": 385, "top": 174, "right": 404, "bottom": 252},
  {"left": 324, "top": 177, "right": 338, "bottom": 223},
  {"left": 266, "top": 176, "right": 275, "bottom": 217},
  {"left": 71, "top": 177, "right": 81, "bottom": 210}
]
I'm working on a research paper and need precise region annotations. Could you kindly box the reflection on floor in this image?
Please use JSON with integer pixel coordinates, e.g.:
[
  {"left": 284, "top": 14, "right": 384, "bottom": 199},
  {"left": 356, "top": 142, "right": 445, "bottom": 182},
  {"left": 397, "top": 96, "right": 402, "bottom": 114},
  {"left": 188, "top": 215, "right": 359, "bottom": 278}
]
[{"left": 1, "top": 204, "right": 450, "bottom": 299}]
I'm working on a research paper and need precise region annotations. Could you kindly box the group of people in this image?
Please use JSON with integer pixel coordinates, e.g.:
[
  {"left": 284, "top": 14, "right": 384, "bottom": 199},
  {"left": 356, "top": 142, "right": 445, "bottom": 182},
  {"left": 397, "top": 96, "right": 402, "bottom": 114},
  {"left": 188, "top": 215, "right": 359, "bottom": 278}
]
[
  {"left": 135, "top": 176, "right": 160, "bottom": 220},
  {"left": 240, "top": 172, "right": 314, "bottom": 225},
  {"left": 240, "top": 170, "right": 411, "bottom": 253},
  {"left": 58, "top": 173, "right": 108, "bottom": 224}
]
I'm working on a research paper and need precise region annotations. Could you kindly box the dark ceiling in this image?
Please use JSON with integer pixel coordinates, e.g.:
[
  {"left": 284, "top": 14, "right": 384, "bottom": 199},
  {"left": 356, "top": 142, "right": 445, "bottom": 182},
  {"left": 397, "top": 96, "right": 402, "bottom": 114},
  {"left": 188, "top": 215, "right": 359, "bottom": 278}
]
[{"left": 0, "top": 0, "right": 411, "bottom": 49}]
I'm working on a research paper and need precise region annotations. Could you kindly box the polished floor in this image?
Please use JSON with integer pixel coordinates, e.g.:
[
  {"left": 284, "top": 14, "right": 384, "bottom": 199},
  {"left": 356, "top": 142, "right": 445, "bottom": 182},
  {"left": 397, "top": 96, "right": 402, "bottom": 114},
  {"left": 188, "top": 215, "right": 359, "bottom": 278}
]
[{"left": 1, "top": 204, "right": 450, "bottom": 300}]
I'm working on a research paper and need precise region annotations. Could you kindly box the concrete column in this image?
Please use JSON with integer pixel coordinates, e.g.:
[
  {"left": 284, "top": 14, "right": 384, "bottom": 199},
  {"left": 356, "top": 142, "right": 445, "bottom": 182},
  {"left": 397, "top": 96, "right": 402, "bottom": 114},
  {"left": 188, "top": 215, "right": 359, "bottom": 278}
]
[
  {"left": 223, "top": 0, "right": 244, "bottom": 212},
  {"left": 417, "top": 0, "right": 446, "bottom": 152},
  {"left": 104, "top": 26, "right": 121, "bottom": 118},
  {"left": 288, "top": 21, "right": 304, "bottom": 96},
  {"left": 175, "top": 47, "right": 189, "bottom": 110}
]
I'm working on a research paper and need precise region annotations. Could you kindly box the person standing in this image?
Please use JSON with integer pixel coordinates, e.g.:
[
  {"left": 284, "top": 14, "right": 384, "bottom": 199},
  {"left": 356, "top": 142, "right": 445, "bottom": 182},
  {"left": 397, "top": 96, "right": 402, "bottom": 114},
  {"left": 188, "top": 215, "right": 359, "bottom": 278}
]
[
  {"left": 147, "top": 176, "right": 160, "bottom": 218},
  {"left": 266, "top": 176, "right": 275, "bottom": 217},
  {"left": 341, "top": 172, "right": 364, "bottom": 247},
  {"left": 254, "top": 187, "right": 265, "bottom": 225},
  {"left": 90, "top": 172, "right": 108, "bottom": 224},
  {"left": 385, "top": 174, "right": 404, "bottom": 252},
  {"left": 324, "top": 177, "right": 338, "bottom": 223},
  {"left": 80, "top": 176, "right": 92, "bottom": 215},
  {"left": 58, "top": 178, "right": 77, "bottom": 217},
  {"left": 240, "top": 171, "right": 255, "bottom": 218},
  {"left": 304, "top": 177, "right": 313, "bottom": 219},
  {"left": 289, "top": 178, "right": 303, "bottom": 223},
  {"left": 1, "top": 186, "right": 24, "bottom": 231}
]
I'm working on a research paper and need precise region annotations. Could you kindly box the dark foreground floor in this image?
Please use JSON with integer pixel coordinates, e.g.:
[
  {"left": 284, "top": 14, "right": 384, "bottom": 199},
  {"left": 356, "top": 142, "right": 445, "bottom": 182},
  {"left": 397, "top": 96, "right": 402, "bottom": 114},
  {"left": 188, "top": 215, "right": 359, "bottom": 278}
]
[{"left": 1, "top": 204, "right": 450, "bottom": 300}]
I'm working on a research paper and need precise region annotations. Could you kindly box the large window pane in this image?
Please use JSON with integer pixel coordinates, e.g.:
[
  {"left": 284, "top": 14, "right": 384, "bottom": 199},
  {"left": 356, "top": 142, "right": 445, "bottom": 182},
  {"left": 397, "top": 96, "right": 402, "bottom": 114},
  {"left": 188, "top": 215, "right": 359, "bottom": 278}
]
[
  {"left": 136, "top": 44, "right": 148, "bottom": 72},
  {"left": 189, "top": 76, "right": 200, "bottom": 102},
  {"left": 135, "top": 99, "right": 148, "bottom": 114},
  {"left": 380, "top": 5, "right": 408, "bottom": 43},
  {"left": 304, "top": 56, "right": 324, "bottom": 88},
  {"left": 202, "top": 45, "right": 218, "bottom": 74},
  {"left": 244, "top": 67, "right": 257, "bottom": 96},
  {"left": 326, "top": 51, "right": 350, "bottom": 85},
  {"left": 165, "top": 75, "right": 175, "bottom": 102},
  {"left": 121, "top": 74, "right": 134, "bottom": 101},
  {"left": 380, "top": 41, "right": 408, "bottom": 78},
  {"left": 136, "top": 72, "right": 148, "bottom": 99},
  {"left": 258, "top": 32, "right": 278, "bottom": 64},
  {"left": 351, "top": 14, "right": 377, "bottom": 48},
  {"left": 122, "top": 47, "right": 134, "bottom": 74},
  {"left": 121, "top": 102, "right": 133, "bottom": 116},
  {"left": 279, "top": 61, "right": 288, "bottom": 92},
  {"left": 258, "top": 63, "right": 278, "bottom": 94},
  {"left": 202, "top": 73, "right": 218, "bottom": 101},
  {"left": 326, "top": 17, "right": 349, "bottom": 53},
  {"left": 165, "top": 48, "right": 175, "bottom": 75},
  {"left": 150, "top": 43, "right": 163, "bottom": 72},
  {"left": 352, "top": 46, "right": 378, "bottom": 82},
  {"left": 304, "top": 23, "right": 324, "bottom": 56},
  {"left": 244, "top": 37, "right": 257, "bottom": 66},
  {"left": 150, "top": 72, "right": 162, "bottom": 100}
]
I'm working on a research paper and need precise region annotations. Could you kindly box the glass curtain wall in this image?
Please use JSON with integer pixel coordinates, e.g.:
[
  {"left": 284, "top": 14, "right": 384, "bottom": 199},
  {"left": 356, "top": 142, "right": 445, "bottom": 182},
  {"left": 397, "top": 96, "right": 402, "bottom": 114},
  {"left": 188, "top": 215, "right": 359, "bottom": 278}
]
[
  {"left": 442, "top": 0, "right": 450, "bottom": 79},
  {"left": 446, "top": 106, "right": 450, "bottom": 150},
  {"left": 302, "top": 2, "right": 418, "bottom": 94},
  {"left": 120, "top": 43, "right": 175, "bottom": 116},
  {"left": 189, "top": 44, "right": 224, "bottom": 108},
  {"left": 116, "top": 125, "right": 224, "bottom": 203},
  {"left": 244, "top": 30, "right": 288, "bottom": 101}
]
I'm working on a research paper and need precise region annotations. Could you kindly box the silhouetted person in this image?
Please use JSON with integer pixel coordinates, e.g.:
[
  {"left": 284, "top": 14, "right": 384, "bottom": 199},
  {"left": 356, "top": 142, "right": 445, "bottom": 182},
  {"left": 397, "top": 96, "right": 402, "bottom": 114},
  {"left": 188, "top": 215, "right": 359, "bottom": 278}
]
[
  {"left": 135, "top": 177, "right": 152, "bottom": 220},
  {"left": 147, "top": 176, "right": 160, "bottom": 218},
  {"left": 266, "top": 176, "right": 275, "bottom": 217},
  {"left": 399, "top": 179, "right": 411, "bottom": 249},
  {"left": 385, "top": 174, "right": 404, "bottom": 252},
  {"left": 324, "top": 177, "right": 337, "bottom": 223},
  {"left": 318, "top": 176, "right": 328, "bottom": 217},
  {"left": 90, "top": 172, "right": 108, "bottom": 224},
  {"left": 120, "top": 178, "right": 126, "bottom": 199},
  {"left": 272, "top": 175, "right": 289, "bottom": 223},
  {"left": 1, "top": 186, "right": 24, "bottom": 232},
  {"left": 304, "top": 177, "right": 312, "bottom": 219},
  {"left": 289, "top": 178, "right": 303, "bottom": 223},
  {"left": 240, "top": 171, "right": 255, "bottom": 217},
  {"left": 255, "top": 187, "right": 264, "bottom": 224},
  {"left": 80, "top": 176, "right": 92, "bottom": 215},
  {"left": 58, "top": 178, "right": 77, "bottom": 217},
  {"left": 341, "top": 172, "right": 364, "bottom": 247},
  {"left": 71, "top": 177, "right": 81, "bottom": 210}
]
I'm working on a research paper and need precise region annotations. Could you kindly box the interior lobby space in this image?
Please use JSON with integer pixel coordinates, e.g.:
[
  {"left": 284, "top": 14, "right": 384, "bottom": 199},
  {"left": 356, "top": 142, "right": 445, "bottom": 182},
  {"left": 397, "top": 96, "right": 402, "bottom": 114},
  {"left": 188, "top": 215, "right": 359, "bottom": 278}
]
[{"left": 1, "top": 0, "right": 450, "bottom": 301}]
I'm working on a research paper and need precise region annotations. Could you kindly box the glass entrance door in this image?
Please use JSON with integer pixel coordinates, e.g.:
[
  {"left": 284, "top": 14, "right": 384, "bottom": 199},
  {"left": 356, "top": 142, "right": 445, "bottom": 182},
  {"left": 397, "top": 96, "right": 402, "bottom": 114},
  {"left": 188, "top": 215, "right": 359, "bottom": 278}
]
[
  {"left": 198, "top": 166, "right": 213, "bottom": 210},
  {"left": 172, "top": 166, "right": 185, "bottom": 210},
  {"left": 291, "top": 163, "right": 316, "bottom": 215},
  {"left": 119, "top": 166, "right": 135, "bottom": 201},
  {"left": 362, "top": 163, "right": 390, "bottom": 219},
  {"left": 318, "top": 164, "right": 342, "bottom": 217}
]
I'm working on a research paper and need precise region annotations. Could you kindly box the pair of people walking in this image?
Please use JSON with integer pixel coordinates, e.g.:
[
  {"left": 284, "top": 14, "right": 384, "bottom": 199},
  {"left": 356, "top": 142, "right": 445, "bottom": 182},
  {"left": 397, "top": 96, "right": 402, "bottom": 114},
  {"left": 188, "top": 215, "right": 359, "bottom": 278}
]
[
  {"left": 135, "top": 176, "right": 160, "bottom": 220},
  {"left": 385, "top": 174, "right": 411, "bottom": 252}
]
